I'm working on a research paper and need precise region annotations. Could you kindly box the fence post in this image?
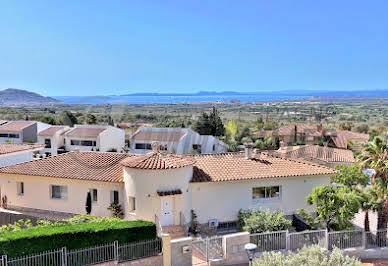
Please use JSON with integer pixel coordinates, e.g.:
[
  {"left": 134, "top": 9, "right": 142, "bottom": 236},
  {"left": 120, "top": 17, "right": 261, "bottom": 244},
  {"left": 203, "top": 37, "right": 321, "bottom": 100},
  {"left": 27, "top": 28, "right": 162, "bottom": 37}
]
[
  {"left": 2, "top": 255, "right": 7, "bottom": 266},
  {"left": 362, "top": 230, "right": 366, "bottom": 249},
  {"left": 61, "top": 247, "right": 67, "bottom": 266},
  {"left": 325, "top": 229, "right": 329, "bottom": 250},
  {"left": 114, "top": 240, "right": 119, "bottom": 264},
  {"left": 285, "top": 230, "right": 290, "bottom": 250}
]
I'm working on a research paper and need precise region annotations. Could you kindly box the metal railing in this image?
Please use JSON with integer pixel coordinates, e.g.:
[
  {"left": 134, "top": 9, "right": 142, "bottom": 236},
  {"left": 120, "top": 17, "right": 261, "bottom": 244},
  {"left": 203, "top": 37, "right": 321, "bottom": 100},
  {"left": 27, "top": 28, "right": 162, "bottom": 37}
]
[
  {"left": 217, "top": 221, "right": 238, "bottom": 234},
  {"left": 288, "top": 229, "right": 327, "bottom": 250},
  {"left": 1, "top": 238, "right": 162, "bottom": 266},
  {"left": 250, "top": 230, "right": 287, "bottom": 252},
  {"left": 248, "top": 228, "right": 388, "bottom": 254},
  {"left": 192, "top": 235, "right": 224, "bottom": 262},
  {"left": 328, "top": 230, "right": 363, "bottom": 250}
]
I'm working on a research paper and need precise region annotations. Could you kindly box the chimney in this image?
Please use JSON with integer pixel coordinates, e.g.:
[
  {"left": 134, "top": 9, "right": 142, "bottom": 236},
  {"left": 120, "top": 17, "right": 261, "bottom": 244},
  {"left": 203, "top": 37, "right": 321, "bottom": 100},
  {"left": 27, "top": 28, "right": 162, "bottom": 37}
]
[
  {"left": 244, "top": 142, "right": 253, "bottom": 159},
  {"left": 317, "top": 123, "right": 323, "bottom": 132},
  {"left": 151, "top": 141, "right": 160, "bottom": 153},
  {"left": 279, "top": 140, "right": 286, "bottom": 150}
]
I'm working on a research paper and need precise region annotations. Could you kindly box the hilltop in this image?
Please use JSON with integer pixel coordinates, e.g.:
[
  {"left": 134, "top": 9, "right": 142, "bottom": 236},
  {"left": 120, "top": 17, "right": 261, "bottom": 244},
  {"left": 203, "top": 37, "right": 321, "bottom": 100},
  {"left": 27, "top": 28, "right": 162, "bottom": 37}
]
[{"left": 0, "top": 89, "right": 62, "bottom": 106}]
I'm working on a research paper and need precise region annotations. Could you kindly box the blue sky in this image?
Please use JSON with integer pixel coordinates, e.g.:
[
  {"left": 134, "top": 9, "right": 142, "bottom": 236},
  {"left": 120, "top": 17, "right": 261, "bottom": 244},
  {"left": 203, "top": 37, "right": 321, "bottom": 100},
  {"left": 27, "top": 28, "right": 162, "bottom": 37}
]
[{"left": 1, "top": 1, "right": 388, "bottom": 96}]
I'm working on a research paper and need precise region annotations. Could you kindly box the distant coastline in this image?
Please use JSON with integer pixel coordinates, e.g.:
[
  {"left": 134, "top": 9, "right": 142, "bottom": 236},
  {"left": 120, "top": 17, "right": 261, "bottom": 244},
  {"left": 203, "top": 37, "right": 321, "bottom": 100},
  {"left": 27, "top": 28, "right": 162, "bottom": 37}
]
[{"left": 52, "top": 89, "right": 388, "bottom": 104}]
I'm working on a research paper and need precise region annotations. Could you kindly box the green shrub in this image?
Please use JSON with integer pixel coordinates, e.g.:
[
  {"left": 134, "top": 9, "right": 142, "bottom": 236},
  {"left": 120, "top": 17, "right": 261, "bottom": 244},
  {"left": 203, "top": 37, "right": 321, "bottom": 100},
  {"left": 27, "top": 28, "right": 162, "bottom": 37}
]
[
  {"left": 238, "top": 209, "right": 292, "bottom": 233},
  {"left": 0, "top": 219, "right": 156, "bottom": 258},
  {"left": 254, "top": 245, "right": 361, "bottom": 266}
]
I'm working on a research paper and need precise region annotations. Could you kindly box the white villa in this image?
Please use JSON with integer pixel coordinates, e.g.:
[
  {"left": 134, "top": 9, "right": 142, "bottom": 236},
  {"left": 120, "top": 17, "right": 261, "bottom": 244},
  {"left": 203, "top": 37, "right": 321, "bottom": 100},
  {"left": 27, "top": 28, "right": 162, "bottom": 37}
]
[
  {"left": 0, "top": 143, "right": 44, "bottom": 167},
  {"left": 38, "top": 126, "right": 70, "bottom": 156},
  {"left": 130, "top": 127, "right": 228, "bottom": 154},
  {"left": 64, "top": 125, "right": 125, "bottom": 153},
  {"left": 0, "top": 121, "right": 51, "bottom": 144},
  {"left": 0, "top": 142, "right": 335, "bottom": 232}
]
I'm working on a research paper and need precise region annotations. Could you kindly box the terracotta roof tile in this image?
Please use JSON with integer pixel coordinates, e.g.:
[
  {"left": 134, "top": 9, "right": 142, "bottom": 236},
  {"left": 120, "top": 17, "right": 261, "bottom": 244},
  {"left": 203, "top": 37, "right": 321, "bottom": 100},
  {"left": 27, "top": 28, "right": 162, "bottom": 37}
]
[
  {"left": 272, "top": 123, "right": 321, "bottom": 137},
  {"left": 131, "top": 130, "right": 187, "bottom": 142},
  {"left": 65, "top": 127, "right": 106, "bottom": 138},
  {"left": 325, "top": 130, "right": 370, "bottom": 149},
  {"left": 192, "top": 152, "right": 336, "bottom": 183},
  {"left": 0, "top": 121, "right": 35, "bottom": 132},
  {"left": 273, "top": 145, "right": 355, "bottom": 163},
  {"left": 0, "top": 151, "right": 132, "bottom": 183},
  {"left": 0, "top": 143, "right": 44, "bottom": 155},
  {"left": 120, "top": 152, "right": 195, "bottom": 170},
  {"left": 38, "top": 126, "right": 67, "bottom": 137}
]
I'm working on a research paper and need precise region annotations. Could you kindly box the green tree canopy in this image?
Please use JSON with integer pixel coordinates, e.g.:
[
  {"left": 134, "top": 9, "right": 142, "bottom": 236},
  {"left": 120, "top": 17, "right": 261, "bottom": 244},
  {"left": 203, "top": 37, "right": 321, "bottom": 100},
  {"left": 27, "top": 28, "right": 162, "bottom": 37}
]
[
  {"left": 298, "top": 185, "right": 361, "bottom": 231},
  {"left": 58, "top": 110, "right": 78, "bottom": 126},
  {"left": 193, "top": 107, "right": 225, "bottom": 136}
]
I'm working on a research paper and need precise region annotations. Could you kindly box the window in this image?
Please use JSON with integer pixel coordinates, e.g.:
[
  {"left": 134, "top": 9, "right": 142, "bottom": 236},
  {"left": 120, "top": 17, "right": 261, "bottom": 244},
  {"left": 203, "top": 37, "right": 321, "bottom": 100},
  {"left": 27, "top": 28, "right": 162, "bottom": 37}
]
[
  {"left": 212, "top": 144, "right": 216, "bottom": 151},
  {"left": 128, "top": 196, "right": 136, "bottom": 212},
  {"left": 252, "top": 186, "right": 280, "bottom": 201},
  {"left": 17, "top": 182, "right": 24, "bottom": 195},
  {"left": 8, "top": 134, "right": 19, "bottom": 138},
  {"left": 81, "top": 140, "right": 96, "bottom": 146},
  {"left": 0, "top": 133, "right": 8, "bottom": 138},
  {"left": 90, "top": 189, "right": 98, "bottom": 202},
  {"left": 44, "top": 139, "right": 51, "bottom": 148},
  {"left": 70, "top": 140, "right": 80, "bottom": 145},
  {"left": 135, "top": 143, "right": 152, "bottom": 150},
  {"left": 51, "top": 185, "right": 68, "bottom": 199},
  {"left": 111, "top": 190, "right": 119, "bottom": 204},
  {"left": 192, "top": 144, "right": 202, "bottom": 154},
  {"left": 160, "top": 144, "right": 168, "bottom": 151}
]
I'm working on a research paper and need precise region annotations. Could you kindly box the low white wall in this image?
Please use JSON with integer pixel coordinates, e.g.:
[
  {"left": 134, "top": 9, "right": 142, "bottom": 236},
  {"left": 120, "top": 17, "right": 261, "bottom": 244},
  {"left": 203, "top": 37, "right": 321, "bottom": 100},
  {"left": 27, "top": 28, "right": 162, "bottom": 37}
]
[{"left": 0, "top": 173, "right": 124, "bottom": 217}]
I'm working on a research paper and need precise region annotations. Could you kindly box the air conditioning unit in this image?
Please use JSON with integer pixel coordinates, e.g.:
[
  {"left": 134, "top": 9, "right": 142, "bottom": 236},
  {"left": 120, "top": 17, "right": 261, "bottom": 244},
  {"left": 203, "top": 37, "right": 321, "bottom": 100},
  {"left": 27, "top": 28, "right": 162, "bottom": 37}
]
[{"left": 208, "top": 219, "right": 219, "bottom": 228}]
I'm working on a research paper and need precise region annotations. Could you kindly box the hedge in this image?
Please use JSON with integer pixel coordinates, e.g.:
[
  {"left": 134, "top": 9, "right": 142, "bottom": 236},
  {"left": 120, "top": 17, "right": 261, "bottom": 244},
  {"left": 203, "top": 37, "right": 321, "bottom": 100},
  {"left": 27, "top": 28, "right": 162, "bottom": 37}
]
[{"left": 0, "top": 219, "right": 156, "bottom": 258}]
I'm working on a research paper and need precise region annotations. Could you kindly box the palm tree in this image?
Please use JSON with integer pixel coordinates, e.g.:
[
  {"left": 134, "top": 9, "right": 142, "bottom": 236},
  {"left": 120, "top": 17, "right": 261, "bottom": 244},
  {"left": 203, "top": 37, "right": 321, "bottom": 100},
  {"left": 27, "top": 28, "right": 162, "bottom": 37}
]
[{"left": 357, "top": 136, "right": 388, "bottom": 230}]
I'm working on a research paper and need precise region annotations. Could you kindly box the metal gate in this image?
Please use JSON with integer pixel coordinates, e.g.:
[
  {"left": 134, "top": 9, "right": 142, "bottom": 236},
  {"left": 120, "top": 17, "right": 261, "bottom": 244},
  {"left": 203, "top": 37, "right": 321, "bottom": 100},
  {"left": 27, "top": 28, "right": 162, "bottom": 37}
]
[{"left": 192, "top": 236, "right": 224, "bottom": 265}]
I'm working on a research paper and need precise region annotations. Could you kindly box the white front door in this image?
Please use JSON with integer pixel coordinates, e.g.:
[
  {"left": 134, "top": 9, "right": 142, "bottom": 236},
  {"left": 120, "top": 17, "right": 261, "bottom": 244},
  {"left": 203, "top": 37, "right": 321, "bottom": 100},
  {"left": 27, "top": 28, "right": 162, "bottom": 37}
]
[{"left": 161, "top": 197, "right": 174, "bottom": 226}]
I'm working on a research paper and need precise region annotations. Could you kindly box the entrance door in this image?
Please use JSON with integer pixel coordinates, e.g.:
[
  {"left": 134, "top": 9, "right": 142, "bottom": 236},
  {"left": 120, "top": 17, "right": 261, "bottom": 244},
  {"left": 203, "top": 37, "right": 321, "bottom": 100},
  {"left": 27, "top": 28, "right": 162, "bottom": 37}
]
[{"left": 161, "top": 197, "right": 173, "bottom": 226}]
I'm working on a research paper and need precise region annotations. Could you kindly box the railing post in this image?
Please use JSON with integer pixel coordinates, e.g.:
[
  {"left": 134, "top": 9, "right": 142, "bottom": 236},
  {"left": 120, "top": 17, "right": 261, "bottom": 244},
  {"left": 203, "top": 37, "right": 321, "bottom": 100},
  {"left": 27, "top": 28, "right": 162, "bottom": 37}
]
[
  {"left": 325, "top": 229, "right": 329, "bottom": 250},
  {"left": 114, "top": 240, "right": 119, "bottom": 264},
  {"left": 362, "top": 230, "right": 366, "bottom": 249},
  {"left": 61, "top": 247, "right": 67, "bottom": 266},
  {"left": 2, "top": 255, "right": 7, "bottom": 266},
  {"left": 285, "top": 230, "right": 290, "bottom": 250}
]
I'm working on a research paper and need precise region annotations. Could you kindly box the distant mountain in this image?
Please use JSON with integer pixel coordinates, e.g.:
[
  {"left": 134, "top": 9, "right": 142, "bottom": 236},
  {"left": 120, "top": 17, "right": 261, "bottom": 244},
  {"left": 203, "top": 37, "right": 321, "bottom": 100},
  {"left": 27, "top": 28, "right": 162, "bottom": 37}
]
[
  {"left": 0, "top": 88, "right": 62, "bottom": 106},
  {"left": 119, "top": 91, "right": 244, "bottom": 97}
]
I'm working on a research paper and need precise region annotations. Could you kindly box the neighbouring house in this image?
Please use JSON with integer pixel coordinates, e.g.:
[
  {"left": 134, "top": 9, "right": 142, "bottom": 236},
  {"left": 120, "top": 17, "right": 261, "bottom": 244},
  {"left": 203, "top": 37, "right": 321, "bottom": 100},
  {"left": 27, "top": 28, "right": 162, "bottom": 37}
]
[
  {"left": 271, "top": 123, "right": 370, "bottom": 150},
  {"left": 0, "top": 143, "right": 335, "bottom": 233},
  {"left": 64, "top": 125, "right": 125, "bottom": 152},
  {"left": 324, "top": 130, "right": 370, "bottom": 150},
  {"left": 271, "top": 145, "right": 355, "bottom": 168},
  {"left": 0, "top": 143, "right": 44, "bottom": 167},
  {"left": 37, "top": 126, "right": 70, "bottom": 156},
  {"left": 272, "top": 123, "right": 322, "bottom": 145},
  {"left": 130, "top": 127, "right": 228, "bottom": 154},
  {"left": 250, "top": 129, "right": 272, "bottom": 140},
  {"left": 0, "top": 121, "right": 51, "bottom": 144}
]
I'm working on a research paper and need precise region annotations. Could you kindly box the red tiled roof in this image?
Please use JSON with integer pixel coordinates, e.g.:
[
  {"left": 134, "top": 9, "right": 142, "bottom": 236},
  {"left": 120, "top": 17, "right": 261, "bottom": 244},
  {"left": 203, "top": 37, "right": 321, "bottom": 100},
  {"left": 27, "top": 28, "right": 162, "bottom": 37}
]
[
  {"left": 38, "top": 126, "right": 67, "bottom": 137},
  {"left": 0, "top": 121, "right": 35, "bottom": 132},
  {"left": 65, "top": 127, "right": 106, "bottom": 138},
  {"left": 0, "top": 143, "right": 44, "bottom": 155},
  {"left": 0, "top": 151, "right": 132, "bottom": 183},
  {"left": 192, "top": 152, "right": 336, "bottom": 183},
  {"left": 273, "top": 145, "right": 355, "bottom": 163},
  {"left": 272, "top": 123, "right": 321, "bottom": 137},
  {"left": 131, "top": 130, "right": 187, "bottom": 142},
  {"left": 251, "top": 130, "right": 272, "bottom": 137},
  {"left": 157, "top": 189, "right": 182, "bottom": 196},
  {"left": 121, "top": 152, "right": 196, "bottom": 170},
  {"left": 325, "top": 130, "right": 370, "bottom": 149}
]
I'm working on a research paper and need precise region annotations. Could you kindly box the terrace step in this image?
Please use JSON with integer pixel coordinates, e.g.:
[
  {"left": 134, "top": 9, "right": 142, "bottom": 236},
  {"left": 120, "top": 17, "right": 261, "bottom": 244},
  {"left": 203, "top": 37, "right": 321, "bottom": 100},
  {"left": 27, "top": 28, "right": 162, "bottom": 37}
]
[{"left": 162, "top": 225, "right": 185, "bottom": 239}]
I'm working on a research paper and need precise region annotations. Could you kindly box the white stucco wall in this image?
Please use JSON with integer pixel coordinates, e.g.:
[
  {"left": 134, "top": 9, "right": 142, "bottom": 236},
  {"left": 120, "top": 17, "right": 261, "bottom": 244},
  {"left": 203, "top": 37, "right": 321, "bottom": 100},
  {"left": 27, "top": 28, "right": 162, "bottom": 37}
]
[
  {"left": 0, "top": 151, "right": 35, "bottom": 167},
  {"left": 99, "top": 127, "right": 125, "bottom": 152},
  {"left": 122, "top": 166, "right": 193, "bottom": 225},
  {"left": 0, "top": 174, "right": 124, "bottom": 217},
  {"left": 190, "top": 174, "right": 331, "bottom": 224}
]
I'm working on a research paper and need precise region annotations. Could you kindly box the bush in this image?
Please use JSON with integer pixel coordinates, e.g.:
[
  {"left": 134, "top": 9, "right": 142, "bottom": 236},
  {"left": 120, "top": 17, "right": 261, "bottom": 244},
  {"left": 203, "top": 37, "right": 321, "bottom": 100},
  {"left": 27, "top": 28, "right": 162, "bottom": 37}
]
[
  {"left": 0, "top": 218, "right": 156, "bottom": 258},
  {"left": 238, "top": 209, "right": 292, "bottom": 233},
  {"left": 254, "top": 245, "right": 361, "bottom": 266}
]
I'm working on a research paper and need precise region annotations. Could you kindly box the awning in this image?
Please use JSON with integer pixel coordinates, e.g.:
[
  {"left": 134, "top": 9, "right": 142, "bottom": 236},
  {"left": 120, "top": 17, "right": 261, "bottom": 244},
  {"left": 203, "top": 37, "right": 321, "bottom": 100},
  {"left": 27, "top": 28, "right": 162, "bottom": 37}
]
[{"left": 157, "top": 189, "right": 182, "bottom": 196}]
